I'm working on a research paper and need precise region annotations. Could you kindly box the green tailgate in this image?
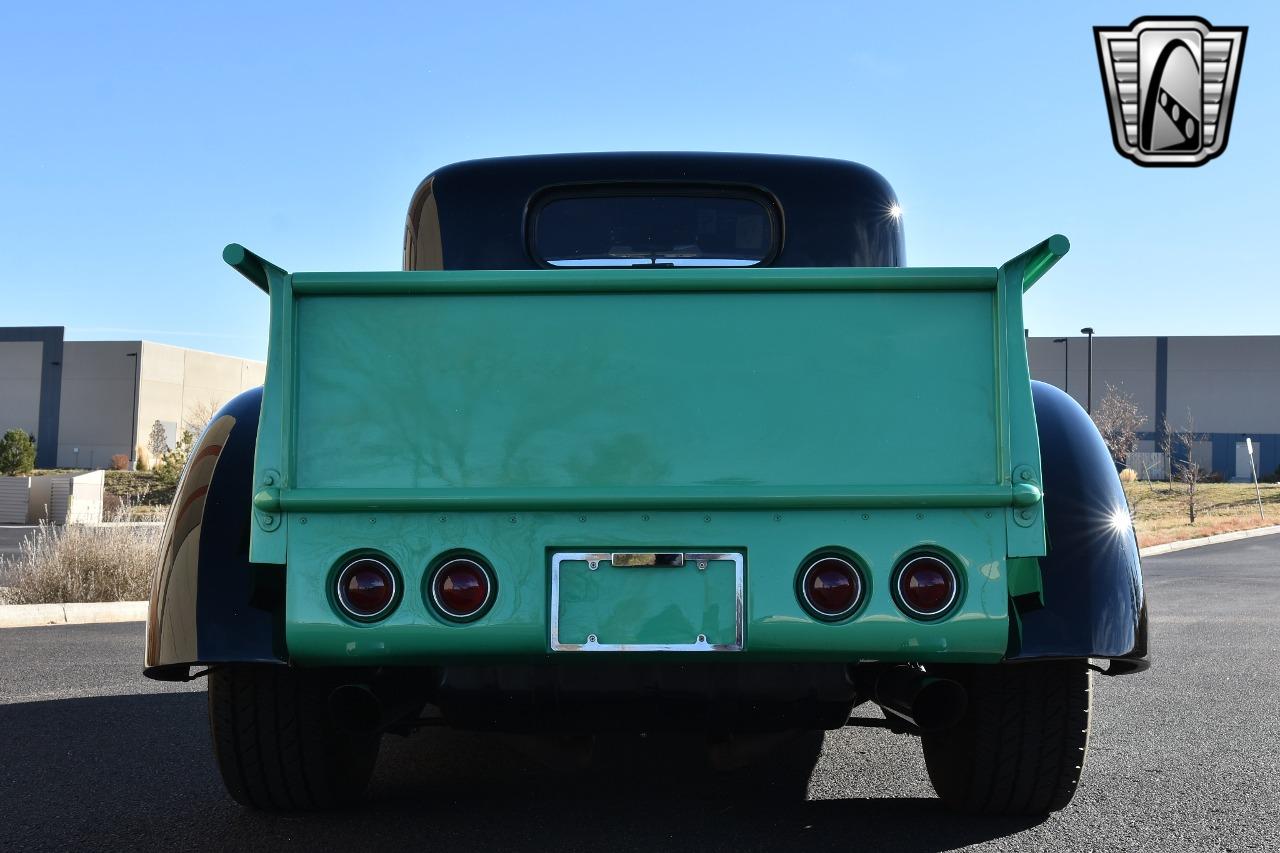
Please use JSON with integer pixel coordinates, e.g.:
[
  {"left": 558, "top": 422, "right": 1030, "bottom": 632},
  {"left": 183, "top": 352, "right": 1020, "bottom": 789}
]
[
  {"left": 292, "top": 288, "right": 998, "bottom": 490},
  {"left": 237, "top": 237, "right": 1065, "bottom": 665}
]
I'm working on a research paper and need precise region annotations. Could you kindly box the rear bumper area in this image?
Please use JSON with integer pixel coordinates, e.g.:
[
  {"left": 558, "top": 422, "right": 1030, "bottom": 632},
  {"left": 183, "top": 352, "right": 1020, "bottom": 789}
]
[
  {"left": 431, "top": 662, "right": 860, "bottom": 731},
  {"left": 281, "top": 508, "right": 1012, "bottom": 665}
]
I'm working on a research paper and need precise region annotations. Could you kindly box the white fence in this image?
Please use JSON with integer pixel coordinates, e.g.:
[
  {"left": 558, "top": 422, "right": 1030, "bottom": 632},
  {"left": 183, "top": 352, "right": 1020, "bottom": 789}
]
[
  {"left": 0, "top": 471, "right": 104, "bottom": 524},
  {"left": 0, "top": 478, "right": 29, "bottom": 523},
  {"left": 1128, "top": 451, "right": 1167, "bottom": 481},
  {"left": 1127, "top": 442, "right": 1216, "bottom": 481}
]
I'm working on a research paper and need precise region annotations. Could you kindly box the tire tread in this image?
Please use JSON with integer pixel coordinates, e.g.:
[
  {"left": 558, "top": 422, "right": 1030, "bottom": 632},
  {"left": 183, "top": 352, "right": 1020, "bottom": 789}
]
[
  {"left": 922, "top": 660, "right": 1092, "bottom": 815},
  {"left": 207, "top": 665, "right": 381, "bottom": 810}
]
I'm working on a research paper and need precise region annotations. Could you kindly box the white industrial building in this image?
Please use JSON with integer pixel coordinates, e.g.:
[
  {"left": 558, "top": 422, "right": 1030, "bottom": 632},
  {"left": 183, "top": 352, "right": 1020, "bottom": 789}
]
[
  {"left": 1028, "top": 335, "right": 1280, "bottom": 482},
  {"left": 0, "top": 327, "right": 264, "bottom": 469}
]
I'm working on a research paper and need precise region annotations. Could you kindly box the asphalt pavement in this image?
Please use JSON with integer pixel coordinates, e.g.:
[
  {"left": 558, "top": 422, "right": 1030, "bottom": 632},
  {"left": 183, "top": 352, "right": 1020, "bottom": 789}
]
[
  {"left": 0, "top": 526, "right": 36, "bottom": 587},
  {"left": 0, "top": 525, "right": 35, "bottom": 558},
  {"left": 1, "top": 537, "right": 1277, "bottom": 852}
]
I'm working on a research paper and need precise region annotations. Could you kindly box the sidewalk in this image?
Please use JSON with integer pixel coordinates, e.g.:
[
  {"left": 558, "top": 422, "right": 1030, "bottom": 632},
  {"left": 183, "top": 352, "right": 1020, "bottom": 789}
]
[{"left": 0, "top": 600, "right": 148, "bottom": 628}]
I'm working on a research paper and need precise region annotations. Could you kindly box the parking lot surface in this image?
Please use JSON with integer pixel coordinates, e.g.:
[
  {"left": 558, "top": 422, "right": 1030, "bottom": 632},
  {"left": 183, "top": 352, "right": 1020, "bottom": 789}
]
[{"left": 1, "top": 537, "right": 1277, "bottom": 852}]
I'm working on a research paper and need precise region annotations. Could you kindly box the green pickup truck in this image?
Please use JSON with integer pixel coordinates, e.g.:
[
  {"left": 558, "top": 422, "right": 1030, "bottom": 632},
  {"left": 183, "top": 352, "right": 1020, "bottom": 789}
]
[{"left": 146, "top": 153, "right": 1147, "bottom": 815}]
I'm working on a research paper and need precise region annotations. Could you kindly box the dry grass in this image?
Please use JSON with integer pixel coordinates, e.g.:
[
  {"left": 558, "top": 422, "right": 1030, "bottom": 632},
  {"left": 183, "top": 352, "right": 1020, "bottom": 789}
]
[
  {"left": 0, "top": 516, "right": 162, "bottom": 605},
  {"left": 104, "top": 470, "right": 177, "bottom": 507},
  {"left": 1127, "top": 481, "right": 1280, "bottom": 548}
]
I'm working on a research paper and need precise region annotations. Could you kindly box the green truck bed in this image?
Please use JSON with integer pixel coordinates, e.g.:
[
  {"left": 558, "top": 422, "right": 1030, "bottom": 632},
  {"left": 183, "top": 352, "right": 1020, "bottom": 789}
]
[{"left": 235, "top": 236, "right": 1064, "bottom": 665}]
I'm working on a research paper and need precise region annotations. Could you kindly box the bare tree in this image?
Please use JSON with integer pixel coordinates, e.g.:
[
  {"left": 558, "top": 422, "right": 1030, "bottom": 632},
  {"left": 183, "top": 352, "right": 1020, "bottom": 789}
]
[
  {"left": 1092, "top": 384, "right": 1146, "bottom": 469},
  {"left": 183, "top": 398, "right": 222, "bottom": 437},
  {"left": 147, "top": 419, "right": 170, "bottom": 457},
  {"left": 1158, "top": 427, "right": 1174, "bottom": 491},
  {"left": 1171, "top": 410, "right": 1205, "bottom": 524}
]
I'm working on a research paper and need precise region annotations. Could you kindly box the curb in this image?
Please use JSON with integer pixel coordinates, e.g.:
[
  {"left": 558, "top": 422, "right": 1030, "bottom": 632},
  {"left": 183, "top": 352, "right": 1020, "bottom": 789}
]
[
  {"left": 1139, "top": 524, "right": 1280, "bottom": 557},
  {"left": 0, "top": 600, "right": 147, "bottom": 629}
]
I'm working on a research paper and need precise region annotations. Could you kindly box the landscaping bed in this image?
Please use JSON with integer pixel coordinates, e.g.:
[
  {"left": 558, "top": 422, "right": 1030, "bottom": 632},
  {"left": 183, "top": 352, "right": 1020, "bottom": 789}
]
[
  {"left": 103, "top": 470, "right": 175, "bottom": 519},
  {"left": 1126, "top": 481, "right": 1279, "bottom": 548},
  {"left": 25, "top": 468, "right": 174, "bottom": 519},
  {"left": 0, "top": 520, "right": 160, "bottom": 605}
]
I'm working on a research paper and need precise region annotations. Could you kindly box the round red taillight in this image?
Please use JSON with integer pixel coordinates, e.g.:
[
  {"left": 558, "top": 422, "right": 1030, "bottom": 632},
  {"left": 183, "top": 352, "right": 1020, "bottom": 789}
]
[
  {"left": 430, "top": 557, "right": 494, "bottom": 620},
  {"left": 335, "top": 557, "right": 398, "bottom": 620},
  {"left": 895, "top": 554, "right": 959, "bottom": 618},
  {"left": 798, "top": 555, "right": 863, "bottom": 620}
]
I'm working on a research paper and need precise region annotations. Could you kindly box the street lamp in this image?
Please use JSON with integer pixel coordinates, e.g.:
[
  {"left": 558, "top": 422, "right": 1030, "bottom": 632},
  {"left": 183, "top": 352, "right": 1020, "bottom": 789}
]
[
  {"left": 125, "top": 351, "right": 139, "bottom": 470},
  {"left": 1080, "top": 327, "right": 1095, "bottom": 413},
  {"left": 1052, "top": 338, "right": 1068, "bottom": 393}
]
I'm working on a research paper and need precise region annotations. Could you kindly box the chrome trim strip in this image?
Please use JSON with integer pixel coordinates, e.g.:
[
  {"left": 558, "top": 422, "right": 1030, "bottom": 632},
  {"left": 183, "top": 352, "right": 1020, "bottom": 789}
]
[{"left": 549, "top": 551, "right": 744, "bottom": 652}]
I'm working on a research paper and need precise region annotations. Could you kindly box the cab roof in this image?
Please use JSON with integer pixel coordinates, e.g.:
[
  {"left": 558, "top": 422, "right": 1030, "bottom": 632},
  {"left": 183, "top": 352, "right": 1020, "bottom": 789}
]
[{"left": 403, "top": 152, "right": 904, "bottom": 270}]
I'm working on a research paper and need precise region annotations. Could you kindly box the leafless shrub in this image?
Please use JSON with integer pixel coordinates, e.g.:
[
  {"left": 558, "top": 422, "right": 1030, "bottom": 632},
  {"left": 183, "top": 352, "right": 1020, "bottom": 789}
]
[
  {"left": 1158, "top": 429, "right": 1175, "bottom": 490},
  {"left": 183, "top": 398, "right": 222, "bottom": 437},
  {"left": 0, "top": 505, "right": 161, "bottom": 604},
  {"left": 1092, "top": 384, "right": 1146, "bottom": 466},
  {"left": 1171, "top": 411, "right": 1206, "bottom": 524}
]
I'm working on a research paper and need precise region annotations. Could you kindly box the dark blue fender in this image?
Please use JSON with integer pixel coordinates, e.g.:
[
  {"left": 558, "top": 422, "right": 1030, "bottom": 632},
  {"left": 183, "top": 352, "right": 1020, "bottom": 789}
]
[
  {"left": 1009, "top": 381, "right": 1149, "bottom": 673},
  {"left": 144, "top": 387, "right": 285, "bottom": 680}
]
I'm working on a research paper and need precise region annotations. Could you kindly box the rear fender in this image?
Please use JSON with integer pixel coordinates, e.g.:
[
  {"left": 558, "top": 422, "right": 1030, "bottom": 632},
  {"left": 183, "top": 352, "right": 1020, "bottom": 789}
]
[
  {"left": 1009, "top": 381, "right": 1149, "bottom": 672},
  {"left": 144, "top": 387, "right": 285, "bottom": 680}
]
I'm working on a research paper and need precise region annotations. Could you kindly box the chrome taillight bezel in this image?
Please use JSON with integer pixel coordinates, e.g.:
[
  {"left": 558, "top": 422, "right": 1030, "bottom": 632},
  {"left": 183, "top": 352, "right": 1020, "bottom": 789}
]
[
  {"left": 427, "top": 555, "right": 496, "bottom": 622},
  {"left": 334, "top": 555, "right": 401, "bottom": 622},
  {"left": 796, "top": 552, "right": 866, "bottom": 621},
  {"left": 892, "top": 552, "right": 961, "bottom": 620}
]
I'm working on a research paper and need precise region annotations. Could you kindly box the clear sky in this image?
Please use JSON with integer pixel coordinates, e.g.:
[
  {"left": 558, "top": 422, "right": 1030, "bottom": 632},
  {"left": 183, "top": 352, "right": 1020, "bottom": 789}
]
[{"left": 2, "top": 2, "right": 1275, "bottom": 361}]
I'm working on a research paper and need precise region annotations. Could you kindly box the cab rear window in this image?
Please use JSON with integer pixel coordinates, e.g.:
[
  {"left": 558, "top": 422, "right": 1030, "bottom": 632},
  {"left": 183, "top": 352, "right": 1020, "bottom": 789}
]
[{"left": 531, "top": 188, "right": 778, "bottom": 267}]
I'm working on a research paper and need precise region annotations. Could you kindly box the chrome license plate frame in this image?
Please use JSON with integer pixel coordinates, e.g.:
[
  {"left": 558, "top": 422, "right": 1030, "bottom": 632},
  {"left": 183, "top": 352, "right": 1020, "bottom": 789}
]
[{"left": 549, "top": 551, "right": 744, "bottom": 652}]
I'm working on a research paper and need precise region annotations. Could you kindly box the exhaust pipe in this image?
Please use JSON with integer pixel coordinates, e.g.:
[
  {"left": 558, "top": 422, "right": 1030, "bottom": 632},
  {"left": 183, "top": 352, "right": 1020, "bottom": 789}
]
[
  {"left": 328, "top": 681, "right": 432, "bottom": 735},
  {"left": 872, "top": 665, "right": 967, "bottom": 732},
  {"left": 328, "top": 684, "right": 385, "bottom": 734}
]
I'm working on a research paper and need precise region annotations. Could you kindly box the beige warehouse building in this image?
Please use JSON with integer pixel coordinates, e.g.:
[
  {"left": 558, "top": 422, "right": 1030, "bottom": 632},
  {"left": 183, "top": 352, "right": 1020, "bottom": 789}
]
[
  {"left": 1028, "top": 335, "right": 1280, "bottom": 481},
  {"left": 0, "top": 327, "right": 264, "bottom": 469}
]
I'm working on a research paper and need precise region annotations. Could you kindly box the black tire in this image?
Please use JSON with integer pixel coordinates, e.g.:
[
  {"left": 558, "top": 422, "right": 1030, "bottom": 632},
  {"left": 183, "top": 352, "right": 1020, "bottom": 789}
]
[
  {"left": 920, "top": 660, "right": 1092, "bottom": 815},
  {"left": 207, "top": 664, "right": 381, "bottom": 810}
]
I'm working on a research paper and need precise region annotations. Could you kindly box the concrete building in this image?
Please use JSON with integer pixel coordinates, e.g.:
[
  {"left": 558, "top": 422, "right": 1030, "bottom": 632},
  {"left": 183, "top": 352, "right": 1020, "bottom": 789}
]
[
  {"left": 0, "top": 327, "right": 264, "bottom": 469},
  {"left": 1029, "top": 335, "right": 1280, "bottom": 481}
]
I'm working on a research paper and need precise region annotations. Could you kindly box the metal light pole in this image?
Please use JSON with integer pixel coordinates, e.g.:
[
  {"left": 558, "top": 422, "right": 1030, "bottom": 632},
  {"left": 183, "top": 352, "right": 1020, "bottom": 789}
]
[
  {"left": 1080, "top": 327, "right": 1095, "bottom": 413},
  {"left": 1246, "top": 437, "right": 1265, "bottom": 521},
  {"left": 126, "top": 351, "right": 140, "bottom": 470},
  {"left": 1053, "top": 338, "right": 1068, "bottom": 393}
]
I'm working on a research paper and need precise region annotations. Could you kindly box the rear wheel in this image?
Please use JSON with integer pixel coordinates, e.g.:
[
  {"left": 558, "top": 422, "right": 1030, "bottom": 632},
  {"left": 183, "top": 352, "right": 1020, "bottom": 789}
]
[
  {"left": 920, "top": 660, "right": 1092, "bottom": 815},
  {"left": 208, "top": 664, "right": 381, "bottom": 810}
]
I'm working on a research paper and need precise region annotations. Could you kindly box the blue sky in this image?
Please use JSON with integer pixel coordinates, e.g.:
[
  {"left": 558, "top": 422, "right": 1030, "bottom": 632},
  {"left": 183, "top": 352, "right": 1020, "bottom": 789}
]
[{"left": 2, "top": 1, "right": 1275, "bottom": 361}]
